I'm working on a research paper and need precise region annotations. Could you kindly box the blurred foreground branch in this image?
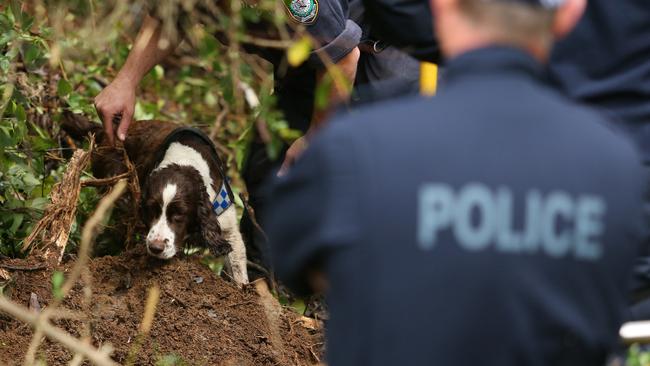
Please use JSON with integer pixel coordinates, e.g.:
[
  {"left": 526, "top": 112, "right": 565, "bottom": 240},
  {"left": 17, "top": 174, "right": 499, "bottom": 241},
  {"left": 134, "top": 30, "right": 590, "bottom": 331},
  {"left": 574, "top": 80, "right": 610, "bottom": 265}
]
[
  {"left": 0, "top": 296, "right": 118, "bottom": 366},
  {"left": 1, "top": 180, "right": 127, "bottom": 366}
]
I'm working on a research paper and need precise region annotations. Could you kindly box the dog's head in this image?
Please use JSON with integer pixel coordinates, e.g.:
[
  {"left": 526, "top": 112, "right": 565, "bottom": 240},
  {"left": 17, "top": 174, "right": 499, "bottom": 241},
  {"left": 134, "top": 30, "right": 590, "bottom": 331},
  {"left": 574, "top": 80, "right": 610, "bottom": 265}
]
[{"left": 141, "top": 164, "right": 231, "bottom": 259}]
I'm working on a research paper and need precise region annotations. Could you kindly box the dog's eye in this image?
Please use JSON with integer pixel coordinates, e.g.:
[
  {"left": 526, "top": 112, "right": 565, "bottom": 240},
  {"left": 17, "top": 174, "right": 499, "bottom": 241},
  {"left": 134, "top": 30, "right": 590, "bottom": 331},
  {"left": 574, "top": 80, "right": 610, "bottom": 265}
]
[
  {"left": 171, "top": 214, "right": 184, "bottom": 223},
  {"left": 145, "top": 203, "right": 161, "bottom": 218}
]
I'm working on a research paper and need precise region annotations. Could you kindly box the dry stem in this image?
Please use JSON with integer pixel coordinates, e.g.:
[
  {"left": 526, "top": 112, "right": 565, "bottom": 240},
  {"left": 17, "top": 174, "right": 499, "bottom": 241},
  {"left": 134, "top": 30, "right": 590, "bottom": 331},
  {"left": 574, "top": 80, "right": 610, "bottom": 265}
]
[
  {"left": 12, "top": 180, "right": 127, "bottom": 366},
  {"left": 21, "top": 138, "right": 95, "bottom": 266},
  {"left": 125, "top": 286, "right": 161, "bottom": 366},
  {"left": 0, "top": 297, "right": 118, "bottom": 366}
]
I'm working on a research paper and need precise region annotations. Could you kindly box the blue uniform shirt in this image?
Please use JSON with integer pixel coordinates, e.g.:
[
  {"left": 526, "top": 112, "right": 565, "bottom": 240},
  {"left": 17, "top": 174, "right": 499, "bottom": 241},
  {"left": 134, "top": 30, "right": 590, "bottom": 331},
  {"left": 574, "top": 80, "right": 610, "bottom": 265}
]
[
  {"left": 549, "top": 0, "right": 650, "bottom": 162},
  {"left": 267, "top": 47, "right": 648, "bottom": 366}
]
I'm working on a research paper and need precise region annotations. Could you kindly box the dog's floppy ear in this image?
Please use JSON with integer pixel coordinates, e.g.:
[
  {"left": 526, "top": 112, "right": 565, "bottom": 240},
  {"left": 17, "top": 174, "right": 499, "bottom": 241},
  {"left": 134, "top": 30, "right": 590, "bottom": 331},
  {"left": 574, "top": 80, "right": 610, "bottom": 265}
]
[{"left": 192, "top": 188, "right": 232, "bottom": 257}]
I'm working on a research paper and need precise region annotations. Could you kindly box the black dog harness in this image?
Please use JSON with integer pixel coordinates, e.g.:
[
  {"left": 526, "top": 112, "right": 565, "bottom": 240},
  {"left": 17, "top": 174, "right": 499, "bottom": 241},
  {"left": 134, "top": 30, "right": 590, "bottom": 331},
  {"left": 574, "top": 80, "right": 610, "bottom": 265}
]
[{"left": 152, "top": 127, "right": 234, "bottom": 216}]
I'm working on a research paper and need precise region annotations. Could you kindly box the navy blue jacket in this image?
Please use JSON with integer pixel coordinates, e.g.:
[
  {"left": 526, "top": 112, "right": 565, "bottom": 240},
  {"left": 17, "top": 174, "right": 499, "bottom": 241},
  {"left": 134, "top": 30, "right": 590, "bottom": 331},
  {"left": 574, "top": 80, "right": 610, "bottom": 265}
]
[
  {"left": 549, "top": 0, "right": 650, "bottom": 162},
  {"left": 267, "top": 47, "right": 648, "bottom": 366}
]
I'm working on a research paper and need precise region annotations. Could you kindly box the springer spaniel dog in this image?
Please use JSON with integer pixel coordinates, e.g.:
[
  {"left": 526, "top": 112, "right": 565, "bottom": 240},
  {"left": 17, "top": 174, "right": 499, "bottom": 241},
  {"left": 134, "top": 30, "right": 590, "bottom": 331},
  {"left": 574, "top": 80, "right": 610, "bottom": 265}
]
[{"left": 64, "top": 117, "right": 248, "bottom": 285}]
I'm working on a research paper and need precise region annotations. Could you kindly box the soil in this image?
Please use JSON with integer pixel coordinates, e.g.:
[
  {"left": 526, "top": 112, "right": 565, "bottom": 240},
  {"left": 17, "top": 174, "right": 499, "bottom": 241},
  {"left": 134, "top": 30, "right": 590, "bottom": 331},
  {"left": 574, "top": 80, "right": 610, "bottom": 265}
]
[{"left": 0, "top": 247, "right": 323, "bottom": 365}]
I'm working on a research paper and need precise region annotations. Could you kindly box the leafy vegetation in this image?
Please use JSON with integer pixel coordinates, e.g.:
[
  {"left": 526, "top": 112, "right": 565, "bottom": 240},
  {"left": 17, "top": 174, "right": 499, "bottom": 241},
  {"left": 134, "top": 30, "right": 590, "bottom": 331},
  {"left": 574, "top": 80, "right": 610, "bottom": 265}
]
[
  {"left": 627, "top": 344, "right": 650, "bottom": 366},
  {"left": 0, "top": 0, "right": 301, "bottom": 257}
]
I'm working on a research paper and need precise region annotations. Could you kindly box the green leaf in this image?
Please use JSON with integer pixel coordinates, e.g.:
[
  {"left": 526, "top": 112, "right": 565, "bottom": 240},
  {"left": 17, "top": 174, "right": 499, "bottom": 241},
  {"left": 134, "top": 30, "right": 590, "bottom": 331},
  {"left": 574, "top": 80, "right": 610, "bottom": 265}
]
[
  {"left": 9, "top": 1, "right": 22, "bottom": 25},
  {"left": 8, "top": 214, "right": 24, "bottom": 234},
  {"left": 287, "top": 36, "right": 312, "bottom": 67},
  {"left": 156, "top": 354, "right": 189, "bottom": 366},
  {"left": 51, "top": 271, "right": 64, "bottom": 300},
  {"left": 22, "top": 171, "right": 40, "bottom": 187},
  {"left": 265, "top": 138, "right": 283, "bottom": 161},
  {"left": 0, "top": 13, "right": 12, "bottom": 29},
  {"left": 277, "top": 127, "right": 302, "bottom": 142},
  {"left": 134, "top": 101, "right": 155, "bottom": 120},
  {"left": 22, "top": 42, "right": 42, "bottom": 67},
  {"left": 14, "top": 104, "right": 26, "bottom": 122},
  {"left": 198, "top": 33, "right": 219, "bottom": 58},
  {"left": 174, "top": 83, "right": 188, "bottom": 98},
  {"left": 182, "top": 77, "right": 206, "bottom": 87},
  {"left": 57, "top": 78, "right": 72, "bottom": 97},
  {"left": 290, "top": 298, "right": 307, "bottom": 315},
  {"left": 154, "top": 65, "right": 165, "bottom": 80},
  {"left": 314, "top": 74, "right": 333, "bottom": 110},
  {"left": 0, "top": 29, "right": 16, "bottom": 47},
  {"left": 66, "top": 92, "right": 86, "bottom": 114},
  {"left": 204, "top": 91, "right": 217, "bottom": 107},
  {"left": 29, "top": 197, "right": 49, "bottom": 210},
  {"left": 0, "top": 57, "right": 10, "bottom": 74},
  {"left": 21, "top": 14, "right": 34, "bottom": 32}
]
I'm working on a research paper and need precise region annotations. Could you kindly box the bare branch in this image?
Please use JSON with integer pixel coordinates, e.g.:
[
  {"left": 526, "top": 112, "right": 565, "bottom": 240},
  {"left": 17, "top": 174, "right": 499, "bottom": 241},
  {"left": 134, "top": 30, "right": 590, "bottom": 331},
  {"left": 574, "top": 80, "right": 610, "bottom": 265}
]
[{"left": 0, "top": 296, "right": 119, "bottom": 366}]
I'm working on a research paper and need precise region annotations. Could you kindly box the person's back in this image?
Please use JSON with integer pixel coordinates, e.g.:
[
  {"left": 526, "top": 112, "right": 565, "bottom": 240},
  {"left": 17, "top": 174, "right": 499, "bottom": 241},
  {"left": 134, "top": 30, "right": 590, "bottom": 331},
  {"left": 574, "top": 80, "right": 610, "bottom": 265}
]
[
  {"left": 267, "top": 0, "right": 648, "bottom": 364},
  {"left": 548, "top": 0, "right": 650, "bottom": 319},
  {"left": 549, "top": 0, "right": 650, "bottom": 161},
  {"left": 269, "top": 46, "right": 646, "bottom": 365}
]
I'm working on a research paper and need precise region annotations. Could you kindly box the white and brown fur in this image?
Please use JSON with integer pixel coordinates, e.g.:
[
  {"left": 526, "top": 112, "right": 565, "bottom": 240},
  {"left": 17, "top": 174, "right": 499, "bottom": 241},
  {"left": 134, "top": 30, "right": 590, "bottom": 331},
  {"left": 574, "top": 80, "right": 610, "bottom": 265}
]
[{"left": 62, "top": 116, "right": 248, "bottom": 285}]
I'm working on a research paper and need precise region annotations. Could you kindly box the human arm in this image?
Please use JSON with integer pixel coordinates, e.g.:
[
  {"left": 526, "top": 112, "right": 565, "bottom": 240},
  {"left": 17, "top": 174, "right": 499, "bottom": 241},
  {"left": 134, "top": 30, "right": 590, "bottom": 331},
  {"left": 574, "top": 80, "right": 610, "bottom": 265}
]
[
  {"left": 278, "top": 45, "right": 359, "bottom": 176},
  {"left": 94, "top": 14, "right": 180, "bottom": 145}
]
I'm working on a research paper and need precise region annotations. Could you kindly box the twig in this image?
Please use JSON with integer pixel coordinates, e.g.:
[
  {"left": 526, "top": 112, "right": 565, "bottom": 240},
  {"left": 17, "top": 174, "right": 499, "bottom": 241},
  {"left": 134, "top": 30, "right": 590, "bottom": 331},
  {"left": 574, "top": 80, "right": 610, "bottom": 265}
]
[
  {"left": 164, "top": 289, "right": 187, "bottom": 308},
  {"left": 228, "top": 0, "right": 244, "bottom": 118},
  {"left": 59, "top": 180, "right": 127, "bottom": 304},
  {"left": 80, "top": 172, "right": 131, "bottom": 187},
  {"left": 238, "top": 81, "right": 272, "bottom": 145},
  {"left": 21, "top": 137, "right": 96, "bottom": 264},
  {"left": 125, "top": 286, "right": 161, "bottom": 366},
  {"left": 0, "top": 296, "right": 118, "bottom": 366},
  {"left": 239, "top": 193, "right": 278, "bottom": 292},
  {"left": 239, "top": 35, "right": 294, "bottom": 49},
  {"left": 255, "top": 118, "right": 272, "bottom": 145},
  {"left": 23, "top": 328, "right": 44, "bottom": 366},
  {"left": 20, "top": 180, "right": 127, "bottom": 365},
  {"left": 71, "top": 266, "right": 94, "bottom": 366},
  {"left": 209, "top": 97, "right": 230, "bottom": 141},
  {"left": 246, "top": 260, "right": 271, "bottom": 279},
  {"left": 122, "top": 148, "right": 141, "bottom": 249},
  {"left": 227, "top": 300, "right": 255, "bottom": 308},
  {"left": 308, "top": 344, "right": 321, "bottom": 363},
  {"left": 0, "top": 263, "right": 47, "bottom": 271},
  {"left": 239, "top": 193, "right": 268, "bottom": 243}
]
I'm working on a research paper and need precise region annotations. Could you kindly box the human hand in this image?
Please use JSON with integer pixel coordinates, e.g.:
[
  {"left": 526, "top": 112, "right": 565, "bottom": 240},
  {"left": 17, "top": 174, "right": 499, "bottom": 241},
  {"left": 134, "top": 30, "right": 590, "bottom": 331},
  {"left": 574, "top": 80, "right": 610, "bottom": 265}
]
[
  {"left": 277, "top": 136, "right": 308, "bottom": 177},
  {"left": 94, "top": 77, "right": 136, "bottom": 145}
]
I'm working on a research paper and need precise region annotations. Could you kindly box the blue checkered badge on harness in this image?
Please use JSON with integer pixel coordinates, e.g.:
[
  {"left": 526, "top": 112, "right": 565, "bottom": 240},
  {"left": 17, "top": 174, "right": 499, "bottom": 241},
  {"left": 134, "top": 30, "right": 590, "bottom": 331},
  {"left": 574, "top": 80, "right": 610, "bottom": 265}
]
[{"left": 212, "top": 181, "right": 232, "bottom": 216}]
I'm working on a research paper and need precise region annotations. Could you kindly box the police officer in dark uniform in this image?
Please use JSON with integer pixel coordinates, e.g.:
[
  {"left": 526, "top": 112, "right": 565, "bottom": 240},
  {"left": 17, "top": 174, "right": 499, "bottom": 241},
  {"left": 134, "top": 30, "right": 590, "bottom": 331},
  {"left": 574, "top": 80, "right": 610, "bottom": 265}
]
[
  {"left": 548, "top": 1, "right": 650, "bottom": 320},
  {"left": 549, "top": 1, "right": 650, "bottom": 159},
  {"left": 266, "top": 0, "right": 649, "bottom": 364}
]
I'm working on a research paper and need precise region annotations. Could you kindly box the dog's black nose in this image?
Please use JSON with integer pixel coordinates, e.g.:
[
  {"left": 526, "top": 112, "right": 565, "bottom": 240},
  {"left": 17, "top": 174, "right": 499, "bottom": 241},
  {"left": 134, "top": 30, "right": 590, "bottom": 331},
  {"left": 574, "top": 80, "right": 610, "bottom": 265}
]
[{"left": 148, "top": 240, "right": 166, "bottom": 255}]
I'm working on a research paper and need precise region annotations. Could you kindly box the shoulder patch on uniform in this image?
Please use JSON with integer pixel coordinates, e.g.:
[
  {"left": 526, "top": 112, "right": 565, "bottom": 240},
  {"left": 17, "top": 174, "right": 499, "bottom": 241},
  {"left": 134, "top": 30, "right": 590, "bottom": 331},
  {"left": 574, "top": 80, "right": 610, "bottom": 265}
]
[{"left": 284, "top": 0, "right": 319, "bottom": 24}]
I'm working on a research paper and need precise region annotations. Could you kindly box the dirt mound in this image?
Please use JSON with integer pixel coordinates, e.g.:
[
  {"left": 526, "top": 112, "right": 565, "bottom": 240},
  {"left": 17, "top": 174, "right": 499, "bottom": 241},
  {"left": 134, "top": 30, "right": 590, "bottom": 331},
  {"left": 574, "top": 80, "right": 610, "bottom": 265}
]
[{"left": 0, "top": 247, "right": 323, "bottom": 365}]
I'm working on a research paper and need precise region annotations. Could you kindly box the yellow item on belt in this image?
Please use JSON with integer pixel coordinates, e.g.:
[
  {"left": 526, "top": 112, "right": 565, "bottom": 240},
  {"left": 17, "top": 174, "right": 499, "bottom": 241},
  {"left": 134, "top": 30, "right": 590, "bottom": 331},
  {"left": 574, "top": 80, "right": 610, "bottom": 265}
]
[{"left": 420, "top": 62, "right": 438, "bottom": 96}]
